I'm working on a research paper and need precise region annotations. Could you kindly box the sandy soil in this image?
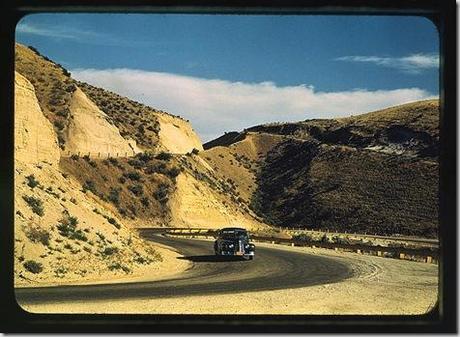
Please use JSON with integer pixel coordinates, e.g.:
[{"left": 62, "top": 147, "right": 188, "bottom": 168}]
[{"left": 20, "top": 243, "right": 438, "bottom": 315}]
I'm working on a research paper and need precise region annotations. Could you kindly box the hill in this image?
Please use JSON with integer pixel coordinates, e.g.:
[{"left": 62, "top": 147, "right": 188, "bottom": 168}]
[
  {"left": 15, "top": 43, "right": 203, "bottom": 155},
  {"left": 14, "top": 44, "right": 268, "bottom": 285},
  {"left": 14, "top": 42, "right": 440, "bottom": 288},
  {"left": 206, "top": 100, "right": 439, "bottom": 238}
]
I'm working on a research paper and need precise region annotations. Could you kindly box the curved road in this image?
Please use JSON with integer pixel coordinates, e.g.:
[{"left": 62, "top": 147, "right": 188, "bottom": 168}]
[{"left": 16, "top": 235, "right": 353, "bottom": 305}]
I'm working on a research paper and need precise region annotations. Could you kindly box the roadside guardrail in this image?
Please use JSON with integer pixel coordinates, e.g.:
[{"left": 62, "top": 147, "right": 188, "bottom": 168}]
[{"left": 138, "top": 228, "right": 438, "bottom": 264}]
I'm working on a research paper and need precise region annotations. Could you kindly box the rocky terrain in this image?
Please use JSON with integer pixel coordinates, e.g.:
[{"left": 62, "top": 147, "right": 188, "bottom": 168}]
[{"left": 14, "top": 43, "right": 439, "bottom": 286}]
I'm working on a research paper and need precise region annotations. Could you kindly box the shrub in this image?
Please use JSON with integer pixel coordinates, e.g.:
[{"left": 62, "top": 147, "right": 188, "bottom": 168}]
[
  {"left": 293, "top": 233, "right": 314, "bottom": 243},
  {"left": 156, "top": 152, "right": 172, "bottom": 161},
  {"left": 57, "top": 109, "right": 69, "bottom": 118},
  {"left": 154, "top": 184, "right": 170, "bottom": 204},
  {"left": 136, "top": 152, "right": 154, "bottom": 163},
  {"left": 140, "top": 197, "right": 150, "bottom": 207},
  {"left": 62, "top": 68, "right": 71, "bottom": 77},
  {"left": 108, "top": 187, "right": 121, "bottom": 205},
  {"left": 145, "top": 162, "right": 167, "bottom": 175},
  {"left": 124, "top": 171, "right": 141, "bottom": 181},
  {"left": 127, "top": 159, "right": 144, "bottom": 169},
  {"left": 118, "top": 176, "right": 126, "bottom": 184},
  {"left": 65, "top": 84, "right": 76, "bottom": 93},
  {"left": 56, "top": 215, "right": 88, "bottom": 241},
  {"left": 25, "top": 226, "right": 51, "bottom": 246},
  {"left": 83, "top": 155, "right": 91, "bottom": 162},
  {"left": 106, "top": 217, "right": 121, "bottom": 229},
  {"left": 96, "top": 232, "right": 106, "bottom": 241},
  {"left": 28, "top": 45, "right": 40, "bottom": 55},
  {"left": 128, "top": 184, "right": 143, "bottom": 196},
  {"left": 101, "top": 246, "right": 119, "bottom": 257},
  {"left": 191, "top": 148, "right": 200, "bottom": 155},
  {"left": 82, "top": 180, "right": 97, "bottom": 194},
  {"left": 70, "top": 154, "right": 79, "bottom": 160},
  {"left": 54, "top": 120, "right": 65, "bottom": 131},
  {"left": 23, "top": 260, "right": 43, "bottom": 274},
  {"left": 25, "top": 174, "right": 40, "bottom": 189},
  {"left": 22, "top": 195, "right": 44, "bottom": 216},
  {"left": 166, "top": 167, "right": 181, "bottom": 178}
]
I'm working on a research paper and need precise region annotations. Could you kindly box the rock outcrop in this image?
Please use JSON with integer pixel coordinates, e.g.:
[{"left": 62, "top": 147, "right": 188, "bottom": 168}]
[
  {"left": 14, "top": 72, "right": 60, "bottom": 166},
  {"left": 157, "top": 113, "right": 203, "bottom": 154},
  {"left": 65, "top": 88, "right": 141, "bottom": 157}
]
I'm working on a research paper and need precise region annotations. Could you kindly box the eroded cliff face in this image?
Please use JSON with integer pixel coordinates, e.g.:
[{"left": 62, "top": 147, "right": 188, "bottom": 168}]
[
  {"left": 14, "top": 72, "right": 166, "bottom": 287},
  {"left": 157, "top": 113, "right": 203, "bottom": 154},
  {"left": 14, "top": 72, "right": 60, "bottom": 166},
  {"left": 65, "top": 87, "right": 141, "bottom": 157}
]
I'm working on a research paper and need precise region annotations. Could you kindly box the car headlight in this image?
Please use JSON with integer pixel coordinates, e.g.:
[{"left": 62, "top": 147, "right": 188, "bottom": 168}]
[{"left": 228, "top": 244, "right": 234, "bottom": 248}]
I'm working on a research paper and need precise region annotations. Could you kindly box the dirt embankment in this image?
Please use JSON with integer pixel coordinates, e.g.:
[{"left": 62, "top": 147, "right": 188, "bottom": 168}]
[
  {"left": 169, "top": 170, "right": 265, "bottom": 231},
  {"left": 157, "top": 113, "right": 203, "bottom": 154},
  {"left": 65, "top": 87, "right": 140, "bottom": 157},
  {"left": 14, "top": 72, "right": 60, "bottom": 165},
  {"left": 14, "top": 71, "right": 183, "bottom": 287}
]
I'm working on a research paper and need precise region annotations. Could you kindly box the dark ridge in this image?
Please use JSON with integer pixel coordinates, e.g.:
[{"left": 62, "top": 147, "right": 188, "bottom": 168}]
[{"left": 203, "top": 131, "right": 245, "bottom": 150}]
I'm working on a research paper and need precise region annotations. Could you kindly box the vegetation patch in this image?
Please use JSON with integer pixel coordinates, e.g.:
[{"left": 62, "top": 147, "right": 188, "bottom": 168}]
[
  {"left": 56, "top": 214, "right": 88, "bottom": 241},
  {"left": 25, "top": 175, "right": 40, "bottom": 189},
  {"left": 25, "top": 226, "right": 51, "bottom": 246},
  {"left": 23, "top": 260, "right": 43, "bottom": 274},
  {"left": 23, "top": 195, "right": 44, "bottom": 216}
]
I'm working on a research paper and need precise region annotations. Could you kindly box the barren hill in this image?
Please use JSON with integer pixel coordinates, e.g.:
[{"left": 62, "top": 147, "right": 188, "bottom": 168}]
[{"left": 205, "top": 100, "right": 439, "bottom": 238}]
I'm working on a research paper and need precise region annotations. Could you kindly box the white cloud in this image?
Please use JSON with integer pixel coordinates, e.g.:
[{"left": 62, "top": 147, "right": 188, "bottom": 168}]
[
  {"left": 72, "top": 68, "right": 437, "bottom": 142},
  {"left": 335, "top": 53, "right": 438, "bottom": 74},
  {"left": 16, "top": 22, "right": 102, "bottom": 41},
  {"left": 16, "top": 22, "right": 153, "bottom": 47}
]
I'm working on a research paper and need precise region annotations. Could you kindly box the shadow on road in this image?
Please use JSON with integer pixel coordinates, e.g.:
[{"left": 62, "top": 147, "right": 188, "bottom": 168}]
[{"left": 177, "top": 255, "right": 247, "bottom": 263}]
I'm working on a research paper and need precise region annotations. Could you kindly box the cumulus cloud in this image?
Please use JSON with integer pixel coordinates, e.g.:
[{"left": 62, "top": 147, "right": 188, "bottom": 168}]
[
  {"left": 72, "top": 68, "right": 436, "bottom": 142},
  {"left": 335, "top": 53, "right": 438, "bottom": 74}
]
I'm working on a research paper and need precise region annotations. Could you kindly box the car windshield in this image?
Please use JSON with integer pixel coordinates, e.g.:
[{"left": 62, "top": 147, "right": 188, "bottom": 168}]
[{"left": 220, "top": 231, "right": 248, "bottom": 240}]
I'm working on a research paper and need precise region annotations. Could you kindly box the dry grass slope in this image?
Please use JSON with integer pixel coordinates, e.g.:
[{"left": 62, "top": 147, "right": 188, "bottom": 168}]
[{"left": 60, "top": 152, "right": 182, "bottom": 226}]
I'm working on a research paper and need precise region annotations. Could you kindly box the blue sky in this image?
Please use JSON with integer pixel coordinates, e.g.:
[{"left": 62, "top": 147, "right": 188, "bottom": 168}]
[{"left": 16, "top": 14, "right": 439, "bottom": 141}]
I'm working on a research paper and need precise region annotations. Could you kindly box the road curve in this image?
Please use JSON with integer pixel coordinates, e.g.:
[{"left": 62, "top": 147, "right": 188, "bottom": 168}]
[{"left": 16, "top": 235, "right": 353, "bottom": 305}]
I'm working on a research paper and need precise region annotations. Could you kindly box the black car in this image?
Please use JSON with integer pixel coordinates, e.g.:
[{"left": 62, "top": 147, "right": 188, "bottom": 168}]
[{"left": 213, "top": 227, "right": 255, "bottom": 260}]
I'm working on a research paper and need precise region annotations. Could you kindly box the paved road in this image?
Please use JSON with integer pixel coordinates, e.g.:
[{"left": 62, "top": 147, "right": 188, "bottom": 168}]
[{"left": 16, "top": 235, "right": 353, "bottom": 305}]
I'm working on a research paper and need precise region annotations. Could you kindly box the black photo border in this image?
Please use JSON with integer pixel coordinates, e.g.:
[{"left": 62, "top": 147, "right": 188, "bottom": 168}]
[{"left": 0, "top": 0, "right": 457, "bottom": 333}]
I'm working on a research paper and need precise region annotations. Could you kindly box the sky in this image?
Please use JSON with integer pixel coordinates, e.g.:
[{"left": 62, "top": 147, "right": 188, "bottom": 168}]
[{"left": 16, "top": 14, "right": 439, "bottom": 142}]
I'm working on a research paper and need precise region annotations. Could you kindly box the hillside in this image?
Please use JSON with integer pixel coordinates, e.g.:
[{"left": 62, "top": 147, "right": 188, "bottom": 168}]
[
  {"left": 206, "top": 100, "right": 439, "bottom": 238},
  {"left": 14, "top": 44, "right": 269, "bottom": 285},
  {"left": 15, "top": 43, "right": 203, "bottom": 155},
  {"left": 14, "top": 71, "right": 166, "bottom": 286},
  {"left": 14, "top": 42, "right": 440, "bottom": 289},
  {"left": 247, "top": 100, "right": 439, "bottom": 158}
]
